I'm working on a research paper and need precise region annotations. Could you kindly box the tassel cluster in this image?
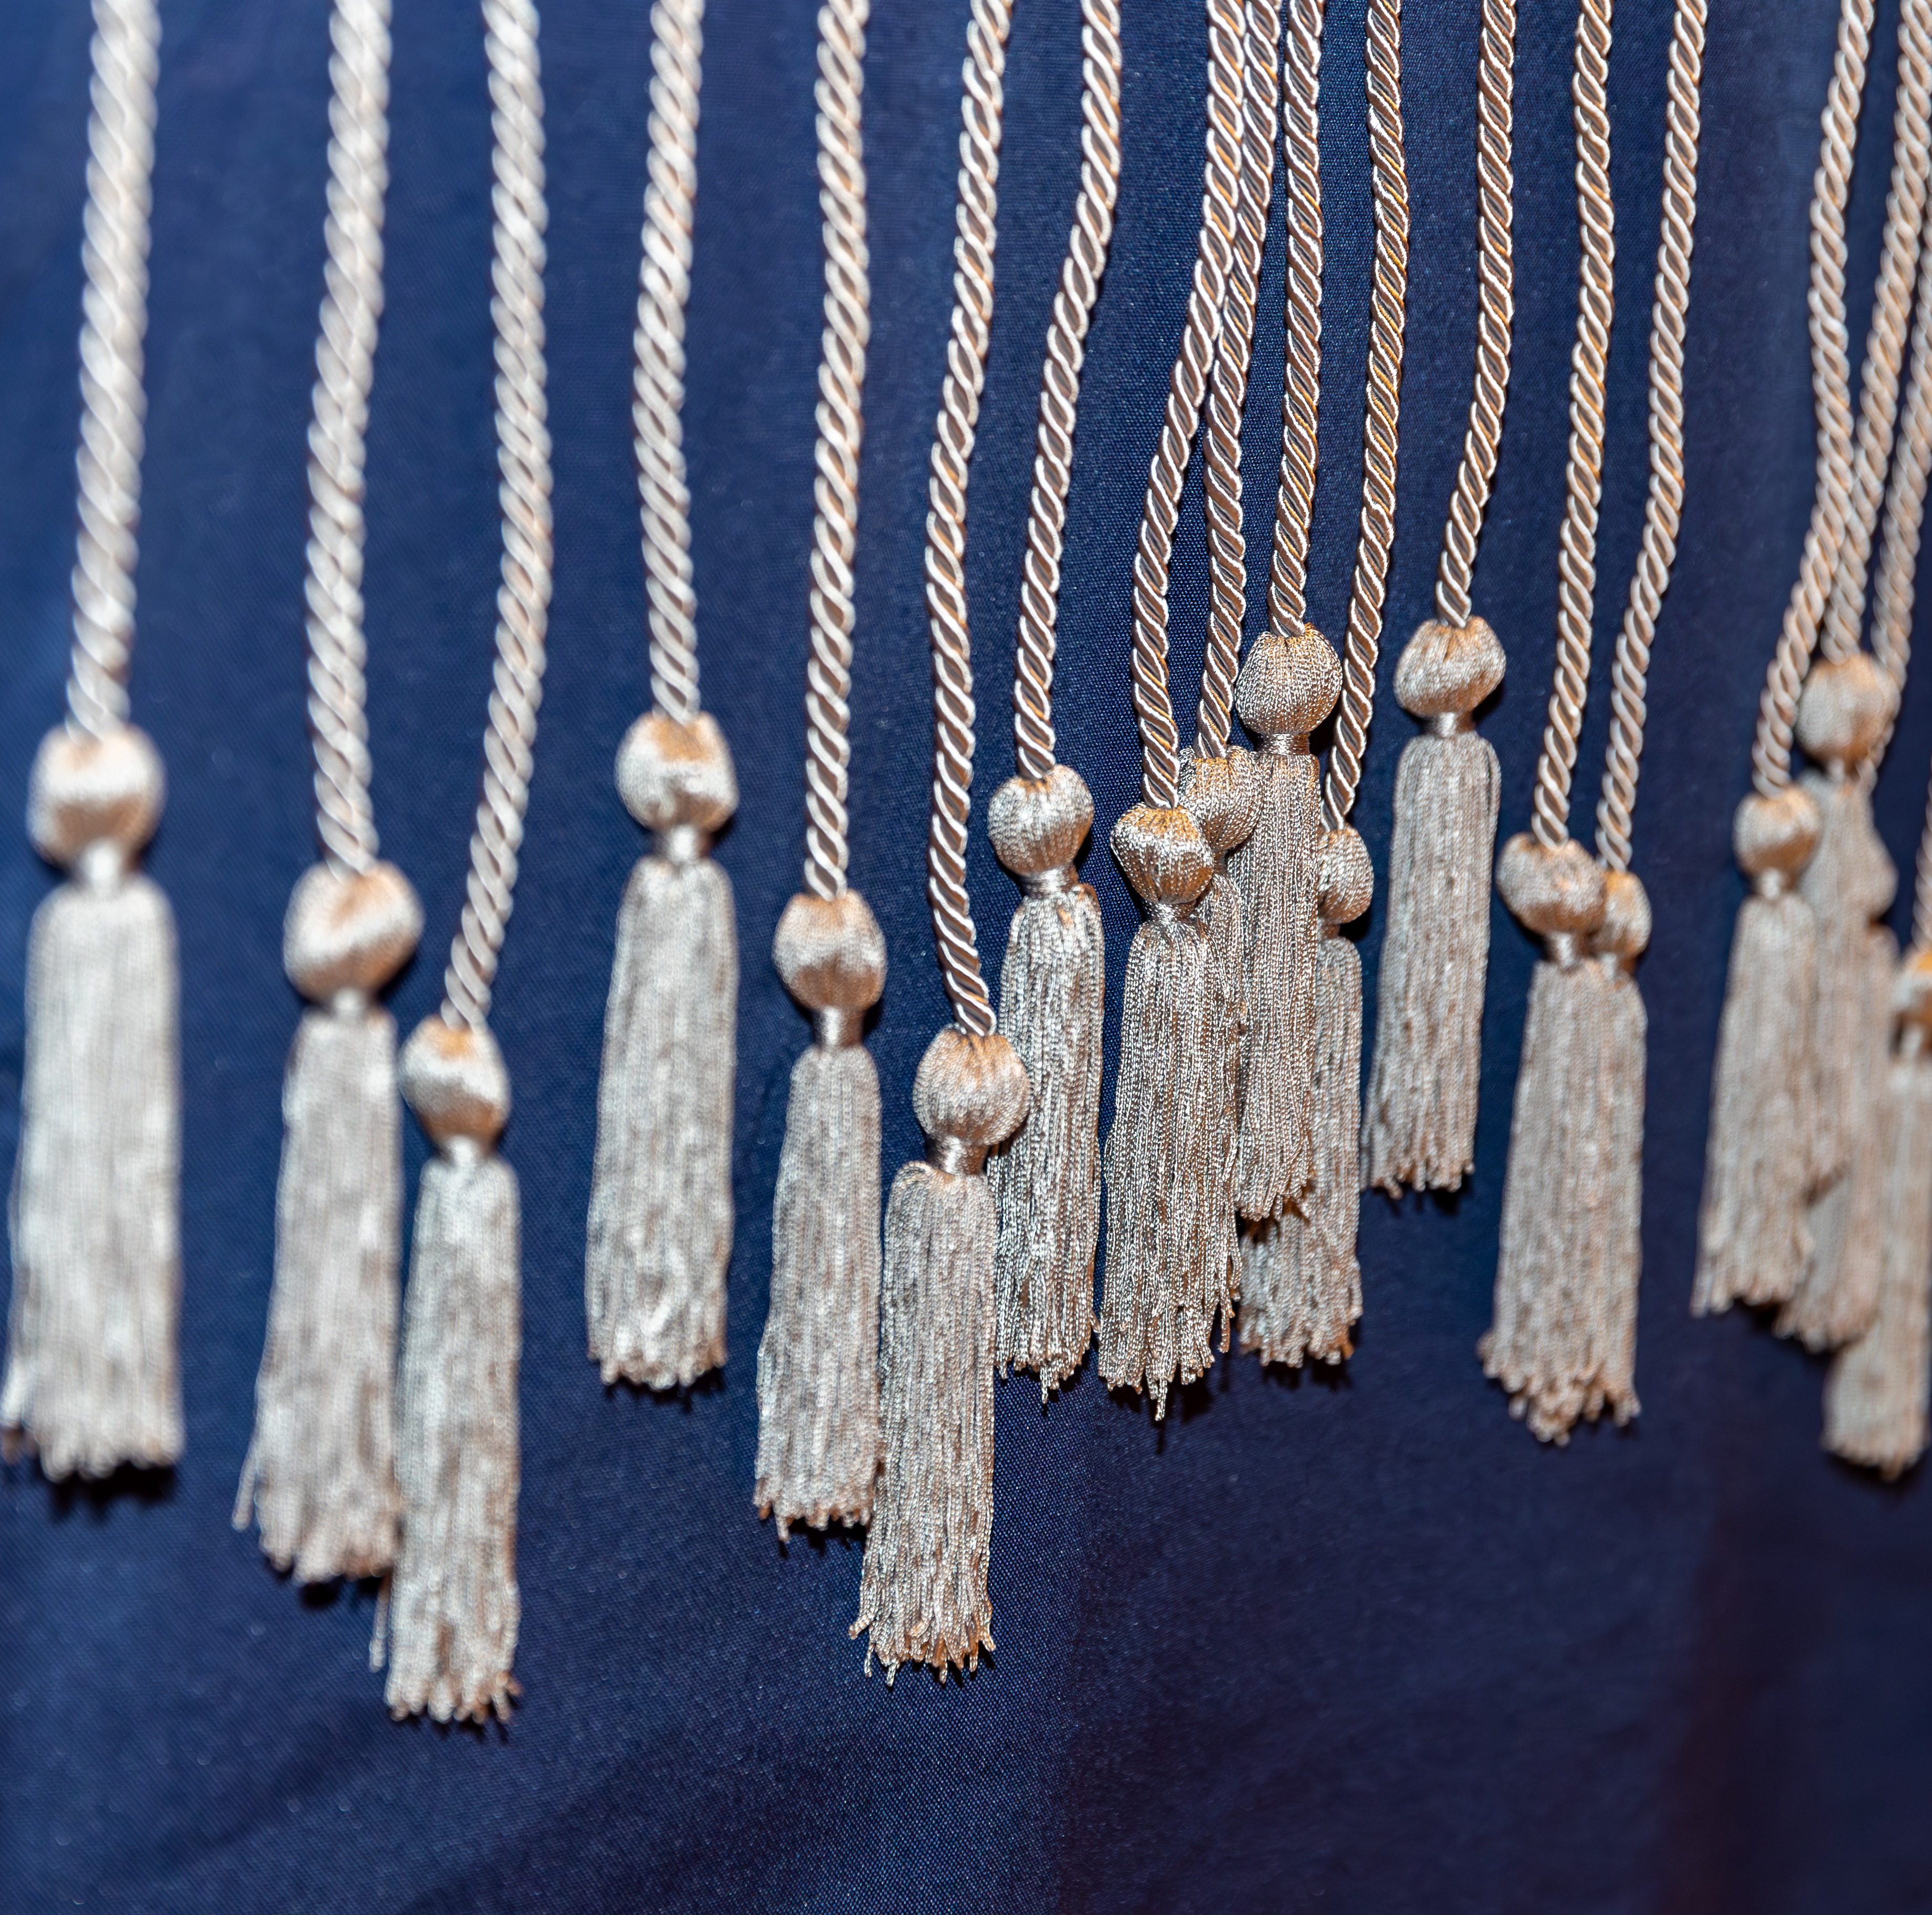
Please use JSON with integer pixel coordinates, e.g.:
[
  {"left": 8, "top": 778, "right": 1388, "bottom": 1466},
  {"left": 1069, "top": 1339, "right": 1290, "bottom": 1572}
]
[
  {"left": 4, "top": 724, "right": 182, "bottom": 1480},
  {"left": 854, "top": 1027, "right": 1028, "bottom": 1681},
  {"left": 755, "top": 889, "right": 888, "bottom": 1533},
  {"left": 236, "top": 860, "right": 423, "bottom": 1581},
  {"left": 1363, "top": 618, "right": 1505, "bottom": 1194},
  {"left": 587, "top": 712, "right": 739, "bottom": 1390},
  {"left": 986, "top": 765, "right": 1104, "bottom": 1397}
]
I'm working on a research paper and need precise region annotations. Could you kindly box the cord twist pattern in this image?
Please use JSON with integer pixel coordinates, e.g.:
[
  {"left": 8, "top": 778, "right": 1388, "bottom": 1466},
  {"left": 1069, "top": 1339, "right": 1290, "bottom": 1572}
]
[
  {"left": 442, "top": 0, "right": 552, "bottom": 1030},
  {"left": 801, "top": 0, "right": 870, "bottom": 901},
  {"left": 636, "top": 0, "right": 704, "bottom": 727},
  {"left": 1324, "top": 0, "right": 1408, "bottom": 831},
  {"left": 1266, "top": 0, "right": 1325, "bottom": 639},
  {"left": 1595, "top": 0, "right": 1704, "bottom": 874},
  {"left": 1750, "top": 0, "right": 1876, "bottom": 793},
  {"left": 923, "top": 0, "right": 1015, "bottom": 1037},
  {"left": 1130, "top": 0, "right": 1243, "bottom": 807},
  {"left": 1197, "top": 0, "right": 1282, "bottom": 757},
  {"left": 1529, "top": 0, "right": 1613, "bottom": 852},
  {"left": 1012, "top": 0, "right": 1122, "bottom": 783},
  {"left": 1433, "top": 0, "right": 1515, "bottom": 630},
  {"left": 65, "top": 0, "right": 160, "bottom": 744}
]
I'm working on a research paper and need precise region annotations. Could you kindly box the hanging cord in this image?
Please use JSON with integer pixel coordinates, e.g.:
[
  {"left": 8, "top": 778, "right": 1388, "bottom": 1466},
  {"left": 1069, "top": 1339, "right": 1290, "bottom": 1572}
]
[
  {"left": 635, "top": 0, "right": 704, "bottom": 724},
  {"left": 304, "top": 0, "right": 390, "bottom": 879},
  {"left": 1751, "top": 0, "right": 1878, "bottom": 792},
  {"left": 65, "top": 0, "right": 161, "bottom": 743},
  {"left": 1433, "top": 0, "right": 1515, "bottom": 628},
  {"left": 1528, "top": 0, "right": 1613, "bottom": 851},
  {"left": 1129, "top": 0, "right": 1244, "bottom": 807},
  {"left": 1323, "top": 0, "right": 1408, "bottom": 831},
  {"left": 440, "top": 0, "right": 552, "bottom": 1030},
  {"left": 1197, "top": 0, "right": 1283, "bottom": 756},
  {"left": 1595, "top": 0, "right": 1703, "bottom": 872},
  {"left": 802, "top": 0, "right": 871, "bottom": 901},
  {"left": 1011, "top": 0, "right": 1122, "bottom": 783},
  {"left": 924, "top": 0, "right": 1016, "bottom": 1036}
]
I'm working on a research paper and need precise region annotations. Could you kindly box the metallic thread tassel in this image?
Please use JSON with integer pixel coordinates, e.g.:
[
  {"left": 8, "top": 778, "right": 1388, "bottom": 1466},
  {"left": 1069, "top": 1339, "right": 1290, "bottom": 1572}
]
[
  {"left": 586, "top": 712, "right": 739, "bottom": 1390},
  {"left": 755, "top": 890, "right": 887, "bottom": 1533},
  {"left": 987, "top": 766, "right": 1103, "bottom": 1397},
  {"left": 4, "top": 725, "right": 181, "bottom": 1480},
  {"left": 1363, "top": 618, "right": 1505, "bottom": 1194},
  {"left": 853, "top": 1028, "right": 1028, "bottom": 1682}
]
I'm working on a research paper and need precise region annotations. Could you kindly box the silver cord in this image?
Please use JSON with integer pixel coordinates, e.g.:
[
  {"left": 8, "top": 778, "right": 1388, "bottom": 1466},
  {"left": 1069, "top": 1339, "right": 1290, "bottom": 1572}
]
[
  {"left": 65, "top": 0, "right": 161, "bottom": 744},
  {"left": 801, "top": 0, "right": 871, "bottom": 902},
  {"left": 1011, "top": 0, "right": 1123, "bottom": 784},
  {"left": 923, "top": 0, "right": 1015, "bottom": 1037},
  {"left": 441, "top": 0, "right": 553, "bottom": 1030}
]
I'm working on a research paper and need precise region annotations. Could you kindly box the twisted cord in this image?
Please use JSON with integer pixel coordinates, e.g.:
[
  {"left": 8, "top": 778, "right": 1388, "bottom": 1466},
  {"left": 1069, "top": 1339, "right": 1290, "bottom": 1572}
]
[
  {"left": 923, "top": 0, "right": 1015, "bottom": 1037},
  {"left": 1197, "top": 0, "right": 1283, "bottom": 758},
  {"left": 1130, "top": 0, "right": 1243, "bottom": 807},
  {"left": 64, "top": 0, "right": 161, "bottom": 743},
  {"left": 1266, "top": 0, "right": 1325, "bottom": 638},
  {"left": 1750, "top": 0, "right": 1876, "bottom": 794},
  {"left": 1323, "top": 0, "right": 1408, "bottom": 830},
  {"left": 801, "top": 0, "right": 871, "bottom": 901},
  {"left": 304, "top": 0, "right": 391, "bottom": 879},
  {"left": 1595, "top": 0, "right": 1704, "bottom": 875},
  {"left": 1528, "top": 0, "right": 1613, "bottom": 853},
  {"left": 1433, "top": 0, "right": 1516, "bottom": 630},
  {"left": 636, "top": 0, "right": 704, "bottom": 726},
  {"left": 1012, "top": 0, "right": 1122, "bottom": 783},
  {"left": 442, "top": 0, "right": 552, "bottom": 1030}
]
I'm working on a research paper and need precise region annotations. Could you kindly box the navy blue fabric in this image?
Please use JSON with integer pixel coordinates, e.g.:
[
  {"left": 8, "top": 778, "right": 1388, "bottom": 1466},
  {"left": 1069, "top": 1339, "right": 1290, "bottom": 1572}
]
[{"left": 3, "top": 0, "right": 1930, "bottom": 1908}]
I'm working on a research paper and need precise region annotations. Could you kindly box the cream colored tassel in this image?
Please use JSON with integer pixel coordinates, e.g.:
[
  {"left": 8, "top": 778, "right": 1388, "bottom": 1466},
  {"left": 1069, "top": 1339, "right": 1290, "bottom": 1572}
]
[
  {"left": 382, "top": 1018, "right": 521, "bottom": 1723},
  {"left": 1363, "top": 619, "right": 1505, "bottom": 1194},
  {"left": 987, "top": 766, "right": 1103, "bottom": 1396},
  {"left": 586, "top": 712, "right": 738, "bottom": 1388},
  {"left": 237, "top": 862, "right": 421, "bottom": 1579},
  {"left": 853, "top": 1028, "right": 1027, "bottom": 1682},
  {"left": 4, "top": 726, "right": 181, "bottom": 1480},
  {"left": 755, "top": 890, "right": 886, "bottom": 1532},
  {"left": 1694, "top": 788, "right": 1825, "bottom": 1315}
]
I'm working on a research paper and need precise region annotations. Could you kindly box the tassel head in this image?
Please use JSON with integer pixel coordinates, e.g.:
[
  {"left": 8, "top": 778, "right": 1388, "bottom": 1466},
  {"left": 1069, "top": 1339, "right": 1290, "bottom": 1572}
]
[
  {"left": 988, "top": 763, "right": 1093, "bottom": 883},
  {"left": 1234, "top": 623, "right": 1342, "bottom": 744},
  {"left": 617, "top": 708, "right": 738, "bottom": 840},
  {"left": 1393, "top": 616, "right": 1506, "bottom": 724},
  {"left": 1497, "top": 832, "right": 1608, "bottom": 949},
  {"left": 401, "top": 1016, "right": 511, "bottom": 1154},
  {"left": 28, "top": 722, "right": 164, "bottom": 877},
  {"left": 774, "top": 888, "right": 888, "bottom": 1029},
  {"left": 1794, "top": 652, "right": 1896, "bottom": 778},
  {"left": 283, "top": 860, "right": 423, "bottom": 1006}
]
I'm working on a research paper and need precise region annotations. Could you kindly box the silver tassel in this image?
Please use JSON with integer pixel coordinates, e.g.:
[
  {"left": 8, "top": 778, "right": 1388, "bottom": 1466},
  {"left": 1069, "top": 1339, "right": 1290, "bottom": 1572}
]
[
  {"left": 237, "top": 861, "right": 423, "bottom": 1580},
  {"left": 1694, "top": 788, "right": 1825, "bottom": 1317},
  {"left": 1239, "top": 827, "right": 1373, "bottom": 1369},
  {"left": 383, "top": 1017, "right": 521, "bottom": 1723},
  {"left": 1363, "top": 618, "right": 1505, "bottom": 1194},
  {"left": 1227, "top": 626, "right": 1341, "bottom": 1220},
  {"left": 756, "top": 889, "right": 887, "bottom": 1533},
  {"left": 1823, "top": 957, "right": 1932, "bottom": 1479},
  {"left": 4, "top": 725, "right": 181, "bottom": 1480},
  {"left": 586, "top": 712, "right": 739, "bottom": 1390},
  {"left": 987, "top": 766, "right": 1103, "bottom": 1397},
  {"left": 853, "top": 1027, "right": 1028, "bottom": 1681},
  {"left": 1098, "top": 804, "right": 1218, "bottom": 1417}
]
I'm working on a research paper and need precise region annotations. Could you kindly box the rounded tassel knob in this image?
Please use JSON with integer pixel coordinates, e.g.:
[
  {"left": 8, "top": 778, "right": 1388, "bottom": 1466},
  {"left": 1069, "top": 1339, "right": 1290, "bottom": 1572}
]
[
  {"left": 1395, "top": 617, "right": 1506, "bottom": 730},
  {"left": 1795, "top": 653, "right": 1895, "bottom": 775},
  {"left": 1234, "top": 624, "right": 1342, "bottom": 747},
  {"left": 913, "top": 1027, "right": 1030, "bottom": 1175},
  {"left": 283, "top": 862, "right": 423, "bottom": 1007},
  {"left": 400, "top": 1018, "right": 511, "bottom": 1154},
  {"left": 1497, "top": 833, "right": 1608, "bottom": 953},
  {"left": 1111, "top": 804, "right": 1213, "bottom": 918},
  {"left": 28, "top": 723, "right": 165, "bottom": 880},
  {"left": 617, "top": 709, "right": 738, "bottom": 853},
  {"left": 988, "top": 764, "right": 1093, "bottom": 885}
]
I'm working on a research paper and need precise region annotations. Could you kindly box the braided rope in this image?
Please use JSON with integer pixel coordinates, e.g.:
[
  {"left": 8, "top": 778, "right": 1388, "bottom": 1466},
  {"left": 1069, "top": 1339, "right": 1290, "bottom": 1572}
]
[
  {"left": 1197, "top": 0, "right": 1283, "bottom": 759},
  {"left": 636, "top": 0, "right": 704, "bottom": 727},
  {"left": 1595, "top": 0, "right": 1705, "bottom": 875},
  {"left": 1528, "top": 0, "right": 1613, "bottom": 852},
  {"left": 441, "top": 0, "right": 552, "bottom": 1030},
  {"left": 1129, "top": 0, "right": 1243, "bottom": 807},
  {"left": 1433, "top": 0, "right": 1516, "bottom": 630},
  {"left": 1011, "top": 0, "right": 1122, "bottom": 784},
  {"left": 64, "top": 0, "right": 160, "bottom": 744},
  {"left": 1323, "top": 0, "right": 1408, "bottom": 830},
  {"left": 801, "top": 0, "right": 870, "bottom": 902},
  {"left": 923, "top": 0, "right": 1015, "bottom": 1036},
  {"left": 304, "top": 0, "right": 391, "bottom": 879},
  {"left": 1266, "top": 0, "right": 1324, "bottom": 639},
  {"left": 1750, "top": 0, "right": 1877, "bottom": 794}
]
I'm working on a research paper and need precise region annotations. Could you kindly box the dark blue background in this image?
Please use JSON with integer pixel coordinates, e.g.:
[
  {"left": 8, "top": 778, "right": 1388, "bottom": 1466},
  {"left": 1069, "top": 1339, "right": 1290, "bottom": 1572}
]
[{"left": 2, "top": 1, "right": 1929, "bottom": 1908}]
